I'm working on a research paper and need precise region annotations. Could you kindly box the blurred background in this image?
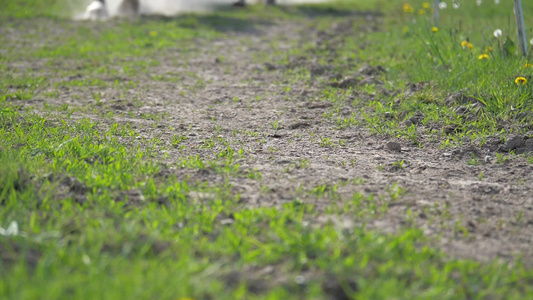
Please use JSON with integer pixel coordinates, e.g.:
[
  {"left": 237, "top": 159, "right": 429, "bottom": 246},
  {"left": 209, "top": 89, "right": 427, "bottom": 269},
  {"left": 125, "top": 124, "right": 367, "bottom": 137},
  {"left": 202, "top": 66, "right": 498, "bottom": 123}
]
[
  {"left": 0, "top": 0, "right": 332, "bottom": 19},
  {"left": 104, "top": 0, "right": 330, "bottom": 16}
]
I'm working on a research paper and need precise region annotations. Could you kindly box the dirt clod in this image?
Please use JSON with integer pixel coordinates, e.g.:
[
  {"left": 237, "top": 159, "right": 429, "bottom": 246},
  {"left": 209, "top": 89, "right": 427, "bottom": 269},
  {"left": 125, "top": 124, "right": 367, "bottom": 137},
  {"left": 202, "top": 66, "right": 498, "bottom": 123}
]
[
  {"left": 454, "top": 106, "right": 468, "bottom": 115},
  {"left": 289, "top": 122, "right": 311, "bottom": 130},
  {"left": 0, "top": 240, "right": 42, "bottom": 270},
  {"left": 322, "top": 275, "right": 358, "bottom": 300},
  {"left": 307, "top": 102, "right": 333, "bottom": 109},
  {"left": 443, "top": 125, "right": 460, "bottom": 135},
  {"left": 330, "top": 77, "right": 359, "bottom": 89},
  {"left": 116, "top": 189, "right": 146, "bottom": 207},
  {"left": 356, "top": 65, "right": 385, "bottom": 76},
  {"left": 386, "top": 141, "right": 402, "bottom": 152},
  {"left": 61, "top": 176, "right": 88, "bottom": 194},
  {"left": 500, "top": 135, "right": 523, "bottom": 152},
  {"left": 407, "top": 110, "right": 425, "bottom": 125},
  {"left": 445, "top": 91, "right": 482, "bottom": 106},
  {"left": 264, "top": 62, "right": 277, "bottom": 71},
  {"left": 403, "top": 81, "right": 430, "bottom": 96}
]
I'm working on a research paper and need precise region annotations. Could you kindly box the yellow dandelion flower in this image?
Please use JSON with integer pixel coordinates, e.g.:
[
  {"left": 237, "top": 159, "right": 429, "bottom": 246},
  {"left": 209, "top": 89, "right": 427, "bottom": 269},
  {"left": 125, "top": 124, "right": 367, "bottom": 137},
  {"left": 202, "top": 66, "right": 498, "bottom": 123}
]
[
  {"left": 150, "top": 31, "right": 158, "bottom": 37},
  {"left": 478, "top": 54, "right": 489, "bottom": 60},
  {"left": 461, "top": 41, "right": 474, "bottom": 49},
  {"left": 403, "top": 4, "right": 414, "bottom": 13},
  {"left": 485, "top": 46, "right": 493, "bottom": 52},
  {"left": 431, "top": 27, "right": 438, "bottom": 33},
  {"left": 524, "top": 63, "right": 532, "bottom": 68},
  {"left": 515, "top": 77, "right": 527, "bottom": 85},
  {"left": 423, "top": 2, "right": 431, "bottom": 9},
  {"left": 418, "top": 9, "right": 426, "bottom": 15}
]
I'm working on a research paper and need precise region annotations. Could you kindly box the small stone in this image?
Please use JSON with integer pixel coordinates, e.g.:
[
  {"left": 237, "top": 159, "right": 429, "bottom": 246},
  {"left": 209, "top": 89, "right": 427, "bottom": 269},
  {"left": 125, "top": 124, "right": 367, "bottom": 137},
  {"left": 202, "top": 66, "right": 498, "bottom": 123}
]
[{"left": 386, "top": 142, "right": 402, "bottom": 152}]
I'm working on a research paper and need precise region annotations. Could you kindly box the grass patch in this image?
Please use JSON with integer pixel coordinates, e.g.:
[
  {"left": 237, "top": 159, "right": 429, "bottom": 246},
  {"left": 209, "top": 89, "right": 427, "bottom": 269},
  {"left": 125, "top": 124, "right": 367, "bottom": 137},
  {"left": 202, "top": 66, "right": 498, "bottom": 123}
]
[{"left": 258, "top": 0, "right": 533, "bottom": 149}]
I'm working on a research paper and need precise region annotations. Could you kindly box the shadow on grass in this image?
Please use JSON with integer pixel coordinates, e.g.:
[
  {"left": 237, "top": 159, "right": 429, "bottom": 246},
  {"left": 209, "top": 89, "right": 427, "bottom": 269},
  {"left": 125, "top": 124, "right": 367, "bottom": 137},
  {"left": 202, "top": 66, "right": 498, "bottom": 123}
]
[
  {"left": 139, "top": 13, "right": 273, "bottom": 34},
  {"left": 280, "top": 4, "right": 382, "bottom": 18},
  {"left": 137, "top": 3, "right": 381, "bottom": 35}
]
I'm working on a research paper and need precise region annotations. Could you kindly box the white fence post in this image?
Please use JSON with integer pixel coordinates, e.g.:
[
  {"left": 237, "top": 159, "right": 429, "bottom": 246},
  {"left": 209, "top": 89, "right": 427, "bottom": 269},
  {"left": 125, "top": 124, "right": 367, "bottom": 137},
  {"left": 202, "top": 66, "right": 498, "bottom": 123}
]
[
  {"left": 433, "top": 0, "right": 440, "bottom": 26},
  {"left": 514, "top": 0, "right": 528, "bottom": 56}
]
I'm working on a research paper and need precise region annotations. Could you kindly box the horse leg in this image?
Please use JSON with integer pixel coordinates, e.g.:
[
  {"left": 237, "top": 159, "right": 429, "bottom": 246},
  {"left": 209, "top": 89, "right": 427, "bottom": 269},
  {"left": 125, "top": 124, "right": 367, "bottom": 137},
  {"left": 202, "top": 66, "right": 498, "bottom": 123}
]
[{"left": 118, "top": 0, "right": 140, "bottom": 16}]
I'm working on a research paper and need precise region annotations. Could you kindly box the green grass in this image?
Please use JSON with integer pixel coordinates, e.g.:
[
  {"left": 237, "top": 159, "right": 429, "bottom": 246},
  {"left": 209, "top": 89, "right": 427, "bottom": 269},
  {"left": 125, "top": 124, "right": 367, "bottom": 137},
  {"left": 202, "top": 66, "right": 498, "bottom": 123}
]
[
  {"left": 253, "top": 0, "right": 533, "bottom": 148},
  {"left": 2, "top": 108, "right": 533, "bottom": 298},
  {"left": 2, "top": 0, "right": 533, "bottom": 299},
  {"left": 370, "top": 0, "right": 533, "bottom": 139}
]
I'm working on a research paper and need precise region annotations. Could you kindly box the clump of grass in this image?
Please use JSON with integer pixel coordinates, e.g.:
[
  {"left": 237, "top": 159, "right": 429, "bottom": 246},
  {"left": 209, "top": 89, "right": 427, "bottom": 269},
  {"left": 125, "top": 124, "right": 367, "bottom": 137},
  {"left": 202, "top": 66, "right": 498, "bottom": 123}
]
[{"left": 320, "top": 0, "right": 533, "bottom": 148}]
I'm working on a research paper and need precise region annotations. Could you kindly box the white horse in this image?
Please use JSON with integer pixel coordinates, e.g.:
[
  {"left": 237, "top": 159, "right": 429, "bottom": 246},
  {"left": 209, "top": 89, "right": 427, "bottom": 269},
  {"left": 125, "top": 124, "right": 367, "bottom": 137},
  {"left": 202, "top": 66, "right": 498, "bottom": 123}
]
[
  {"left": 85, "top": 0, "right": 140, "bottom": 20},
  {"left": 85, "top": 0, "right": 275, "bottom": 19},
  {"left": 234, "top": 0, "right": 276, "bottom": 6},
  {"left": 85, "top": 0, "right": 107, "bottom": 20}
]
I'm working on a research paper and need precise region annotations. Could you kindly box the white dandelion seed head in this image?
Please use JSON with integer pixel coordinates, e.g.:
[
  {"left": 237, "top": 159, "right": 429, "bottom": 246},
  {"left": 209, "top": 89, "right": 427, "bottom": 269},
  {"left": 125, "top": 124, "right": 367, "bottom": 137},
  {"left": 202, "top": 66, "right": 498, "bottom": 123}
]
[
  {"left": 476, "top": 0, "right": 482, "bottom": 6},
  {"left": 439, "top": 2, "right": 447, "bottom": 9},
  {"left": 494, "top": 0, "right": 500, "bottom": 4},
  {"left": 493, "top": 29, "right": 502, "bottom": 38},
  {"left": 530, "top": 38, "right": 533, "bottom": 46}
]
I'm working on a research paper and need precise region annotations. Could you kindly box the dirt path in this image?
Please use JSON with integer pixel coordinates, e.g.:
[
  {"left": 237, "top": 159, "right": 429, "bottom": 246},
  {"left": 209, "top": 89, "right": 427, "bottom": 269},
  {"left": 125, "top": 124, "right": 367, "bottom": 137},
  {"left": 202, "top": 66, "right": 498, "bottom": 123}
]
[{"left": 7, "top": 10, "right": 533, "bottom": 264}]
